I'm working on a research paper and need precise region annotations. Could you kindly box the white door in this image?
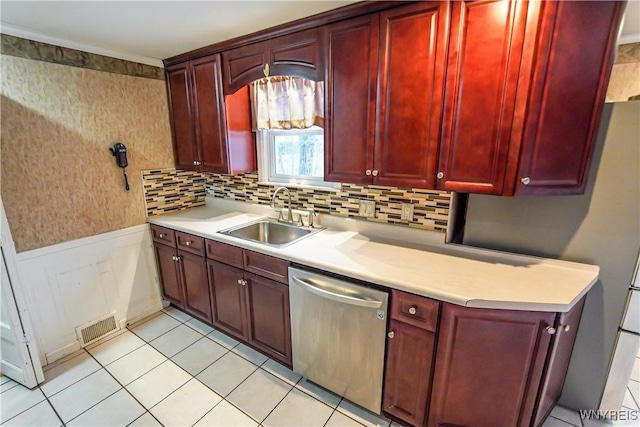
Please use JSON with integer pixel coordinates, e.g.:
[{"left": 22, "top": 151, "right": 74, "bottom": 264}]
[{"left": 0, "top": 201, "right": 43, "bottom": 388}]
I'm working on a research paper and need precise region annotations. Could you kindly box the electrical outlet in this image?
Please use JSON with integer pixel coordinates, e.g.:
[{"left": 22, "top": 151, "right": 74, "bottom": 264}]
[
  {"left": 401, "top": 203, "right": 414, "bottom": 222},
  {"left": 359, "top": 200, "right": 376, "bottom": 218}
]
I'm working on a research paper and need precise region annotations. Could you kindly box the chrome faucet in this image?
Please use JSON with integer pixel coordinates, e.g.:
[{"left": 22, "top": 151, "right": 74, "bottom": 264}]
[{"left": 271, "top": 186, "right": 293, "bottom": 223}]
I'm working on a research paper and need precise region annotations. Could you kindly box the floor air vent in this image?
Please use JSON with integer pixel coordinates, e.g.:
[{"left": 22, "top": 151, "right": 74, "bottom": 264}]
[{"left": 75, "top": 314, "right": 120, "bottom": 347}]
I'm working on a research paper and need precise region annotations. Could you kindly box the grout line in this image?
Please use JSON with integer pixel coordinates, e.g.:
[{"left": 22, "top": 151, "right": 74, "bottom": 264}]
[
  {"left": 2, "top": 386, "right": 66, "bottom": 427},
  {"left": 85, "top": 349, "right": 164, "bottom": 426},
  {"left": 627, "top": 385, "right": 640, "bottom": 410}
]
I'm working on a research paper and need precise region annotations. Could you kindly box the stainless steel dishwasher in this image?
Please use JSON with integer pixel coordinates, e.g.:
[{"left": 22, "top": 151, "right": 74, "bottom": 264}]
[{"left": 288, "top": 267, "right": 389, "bottom": 414}]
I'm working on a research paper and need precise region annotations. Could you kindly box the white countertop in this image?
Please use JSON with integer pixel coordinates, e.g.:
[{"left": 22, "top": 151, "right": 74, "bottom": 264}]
[{"left": 147, "top": 198, "right": 599, "bottom": 312}]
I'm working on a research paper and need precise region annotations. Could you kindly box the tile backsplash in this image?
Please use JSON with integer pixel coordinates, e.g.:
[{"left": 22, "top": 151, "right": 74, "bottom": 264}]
[{"left": 142, "top": 169, "right": 450, "bottom": 233}]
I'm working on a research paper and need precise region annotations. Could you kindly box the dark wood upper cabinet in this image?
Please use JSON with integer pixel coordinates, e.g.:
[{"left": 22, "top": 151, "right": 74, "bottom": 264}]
[
  {"left": 221, "top": 27, "right": 323, "bottom": 94},
  {"left": 437, "top": 0, "right": 528, "bottom": 194},
  {"left": 324, "top": 14, "right": 379, "bottom": 185},
  {"left": 325, "top": 1, "right": 449, "bottom": 187},
  {"left": 437, "top": 0, "right": 624, "bottom": 195},
  {"left": 374, "top": 1, "right": 449, "bottom": 189},
  {"left": 428, "top": 303, "right": 556, "bottom": 427},
  {"left": 166, "top": 63, "right": 197, "bottom": 171},
  {"left": 165, "top": 54, "right": 255, "bottom": 174},
  {"left": 513, "top": 0, "right": 624, "bottom": 195}
]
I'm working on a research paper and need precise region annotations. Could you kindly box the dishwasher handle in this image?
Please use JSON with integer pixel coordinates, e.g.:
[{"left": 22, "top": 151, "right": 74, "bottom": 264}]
[{"left": 291, "top": 276, "right": 383, "bottom": 308}]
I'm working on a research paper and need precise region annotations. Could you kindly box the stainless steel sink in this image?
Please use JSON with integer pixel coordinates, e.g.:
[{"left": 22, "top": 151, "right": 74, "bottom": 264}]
[{"left": 218, "top": 220, "right": 322, "bottom": 248}]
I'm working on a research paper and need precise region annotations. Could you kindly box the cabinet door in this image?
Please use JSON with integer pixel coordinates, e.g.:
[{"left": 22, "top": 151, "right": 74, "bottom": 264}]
[
  {"left": 437, "top": 0, "right": 529, "bottom": 194},
  {"left": 208, "top": 260, "right": 249, "bottom": 340},
  {"left": 533, "top": 297, "right": 586, "bottom": 427},
  {"left": 324, "top": 14, "right": 379, "bottom": 184},
  {"left": 428, "top": 303, "right": 555, "bottom": 427},
  {"left": 221, "top": 42, "right": 268, "bottom": 95},
  {"left": 268, "top": 28, "right": 324, "bottom": 81},
  {"left": 383, "top": 320, "right": 436, "bottom": 427},
  {"left": 178, "top": 250, "right": 212, "bottom": 323},
  {"left": 514, "top": 1, "right": 624, "bottom": 195},
  {"left": 166, "top": 63, "right": 198, "bottom": 171},
  {"left": 154, "top": 243, "right": 184, "bottom": 308},
  {"left": 245, "top": 273, "right": 292, "bottom": 366},
  {"left": 191, "top": 55, "right": 229, "bottom": 174},
  {"left": 374, "top": 1, "right": 448, "bottom": 188}
]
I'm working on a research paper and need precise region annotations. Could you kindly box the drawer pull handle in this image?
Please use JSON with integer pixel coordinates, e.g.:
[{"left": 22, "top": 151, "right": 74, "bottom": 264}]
[
  {"left": 546, "top": 326, "right": 556, "bottom": 335},
  {"left": 159, "top": 233, "right": 166, "bottom": 239},
  {"left": 408, "top": 306, "right": 417, "bottom": 315},
  {"left": 388, "top": 331, "right": 395, "bottom": 339},
  {"left": 185, "top": 241, "right": 192, "bottom": 246}
]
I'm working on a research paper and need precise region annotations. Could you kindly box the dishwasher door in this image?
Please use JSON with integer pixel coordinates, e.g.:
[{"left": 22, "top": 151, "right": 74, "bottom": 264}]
[{"left": 289, "top": 267, "right": 389, "bottom": 414}]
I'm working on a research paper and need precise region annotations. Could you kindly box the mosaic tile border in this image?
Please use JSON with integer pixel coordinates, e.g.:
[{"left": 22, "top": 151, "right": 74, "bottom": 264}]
[
  {"left": 1, "top": 34, "right": 164, "bottom": 80},
  {"left": 205, "top": 173, "right": 450, "bottom": 233},
  {"left": 142, "top": 169, "right": 450, "bottom": 232},
  {"left": 142, "top": 169, "right": 206, "bottom": 216}
]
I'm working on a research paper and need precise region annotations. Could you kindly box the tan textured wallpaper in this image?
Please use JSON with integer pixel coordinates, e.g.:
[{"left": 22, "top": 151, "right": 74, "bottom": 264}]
[
  {"left": 1, "top": 55, "right": 174, "bottom": 252},
  {"left": 607, "top": 42, "right": 640, "bottom": 102}
]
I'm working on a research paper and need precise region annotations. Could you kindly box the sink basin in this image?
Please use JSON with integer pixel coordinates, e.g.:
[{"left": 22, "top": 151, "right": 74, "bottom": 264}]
[{"left": 218, "top": 220, "right": 322, "bottom": 248}]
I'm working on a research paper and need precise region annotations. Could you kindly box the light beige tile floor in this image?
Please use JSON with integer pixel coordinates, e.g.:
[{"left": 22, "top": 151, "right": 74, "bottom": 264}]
[{"left": 1, "top": 307, "right": 638, "bottom": 426}]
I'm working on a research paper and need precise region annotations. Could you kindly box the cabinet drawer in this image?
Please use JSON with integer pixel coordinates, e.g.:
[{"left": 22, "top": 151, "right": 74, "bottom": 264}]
[
  {"left": 391, "top": 290, "right": 439, "bottom": 332},
  {"left": 176, "top": 231, "right": 205, "bottom": 256},
  {"left": 244, "top": 250, "right": 290, "bottom": 284},
  {"left": 151, "top": 225, "right": 176, "bottom": 247},
  {"left": 206, "top": 239, "right": 244, "bottom": 268}
]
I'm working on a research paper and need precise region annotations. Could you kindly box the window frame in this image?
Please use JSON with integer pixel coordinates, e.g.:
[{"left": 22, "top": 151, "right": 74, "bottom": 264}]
[{"left": 256, "top": 127, "right": 340, "bottom": 190}]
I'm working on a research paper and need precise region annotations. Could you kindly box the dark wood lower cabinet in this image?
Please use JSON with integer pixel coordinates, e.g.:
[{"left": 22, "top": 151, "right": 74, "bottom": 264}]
[
  {"left": 245, "top": 272, "right": 292, "bottom": 365},
  {"left": 179, "top": 250, "right": 212, "bottom": 323},
  {"left": 208, "top": 260, "right": 249, "bottom": 340},
  {"left": 206, "top": 251, "right": 293, "bottom": 367},
  {"left": 153, "top": 242, "right": 184, "bottom": 309},
  {"left": 383, "top": 320, "right": 436, "bottom": 427},
  {"left": 427, "top": 304, "right": 556, "bottom": 427}
]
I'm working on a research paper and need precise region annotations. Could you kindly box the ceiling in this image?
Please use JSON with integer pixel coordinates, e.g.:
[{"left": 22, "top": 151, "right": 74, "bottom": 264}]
[
  {"left": 0, "top": 1, "right": 357, "bottom": 66},
  {"left": 0, "top": 0, "right": 638, "bottom": 68}
]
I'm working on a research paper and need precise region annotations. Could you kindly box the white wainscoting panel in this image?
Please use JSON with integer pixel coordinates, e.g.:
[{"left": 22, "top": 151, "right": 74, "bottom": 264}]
[{"left": 16, "top": 224, "right": 163, "bottom": 365}]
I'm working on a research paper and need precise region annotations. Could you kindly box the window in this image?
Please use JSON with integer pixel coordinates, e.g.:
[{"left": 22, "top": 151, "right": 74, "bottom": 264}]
[{"left": 257, "top": 126, "right": 339, "bottom": 189}]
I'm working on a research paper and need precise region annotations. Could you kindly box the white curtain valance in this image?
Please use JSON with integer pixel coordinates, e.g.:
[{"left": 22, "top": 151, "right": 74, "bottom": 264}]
[{"left": 251, "top": 76, "right": 324, "bottom": 130}]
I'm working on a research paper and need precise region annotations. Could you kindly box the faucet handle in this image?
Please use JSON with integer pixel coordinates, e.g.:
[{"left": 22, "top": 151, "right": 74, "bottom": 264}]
[{"left": 307, "top": 208, "right": 316, "bottom": 228}]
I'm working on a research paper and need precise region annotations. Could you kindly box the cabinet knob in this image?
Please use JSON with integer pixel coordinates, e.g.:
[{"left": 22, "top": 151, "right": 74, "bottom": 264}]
[
  {"left": 563, "top": 325, "right": 571, "bottom": 332},
  {"left": 437, "top": 172, "right": 444, "bottom": 179},
  {"left": 172, "top": 255, "right": 178, "bottom": 261},
  {"left": 372, "top": 170, "right": 379, "bottom": 177},
  {"left": 388, "top": 331, "right": 395, "bottom": 339},
  {"left": 159, "top": 233, "right": 165, "bottom": 239},
  {"left": 237, "top": 279, "right": 242, "bottom": 285},
  {"left": 521, "top": 177, "right": 531, "bottom": 185},
  {"left": 408, "top": 306, "right": 417, "bottom": 315},
  {"left": 193, "top": 160, "right": 198, "bottom": 166},
  {"left": 263, "top": 63, "right": 270, "bottom": 77},
  {"left": 185, "top": 241, "right": 191, "bottom": 246},
  {"left": 241, "top": 279, "right": 247, "bottom": 286},
  {"left": 546, "top": 326, "right": 556, "bottom": 335},
  {"left": 366, "top": 169, "right": 372, "bottom": 176}
]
